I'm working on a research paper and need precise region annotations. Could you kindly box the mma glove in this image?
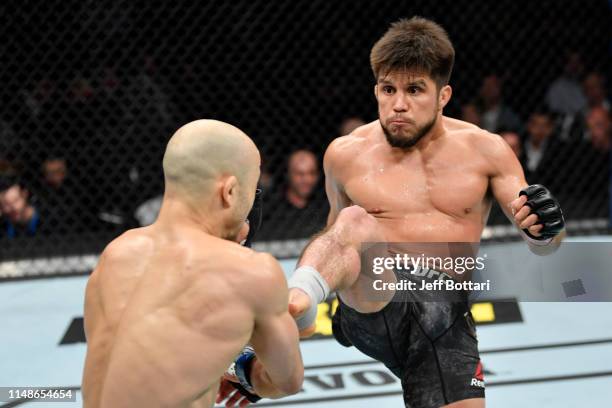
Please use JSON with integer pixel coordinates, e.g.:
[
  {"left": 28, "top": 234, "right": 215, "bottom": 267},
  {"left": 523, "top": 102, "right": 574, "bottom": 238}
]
[
  {"left": 519, "top": 184, "right": 565, "bottom": 240},
  {"left": 226, "top": 346, "right": 262, "bottom": 403}
]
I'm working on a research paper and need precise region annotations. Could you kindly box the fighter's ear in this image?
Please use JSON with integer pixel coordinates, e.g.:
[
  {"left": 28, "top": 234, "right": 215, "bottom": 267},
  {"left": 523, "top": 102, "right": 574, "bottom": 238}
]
[
  {"left": 438, "top": 85, "right": 452, "bottom": 110},
  {"left": 221, "top": 175, "right": 238, "bottom": 208}
]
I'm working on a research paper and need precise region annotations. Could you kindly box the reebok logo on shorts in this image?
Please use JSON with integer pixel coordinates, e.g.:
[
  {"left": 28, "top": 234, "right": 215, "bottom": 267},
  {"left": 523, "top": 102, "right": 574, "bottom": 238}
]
[{"left": 470, "top": 361, "right": 485, "bottom": 388}]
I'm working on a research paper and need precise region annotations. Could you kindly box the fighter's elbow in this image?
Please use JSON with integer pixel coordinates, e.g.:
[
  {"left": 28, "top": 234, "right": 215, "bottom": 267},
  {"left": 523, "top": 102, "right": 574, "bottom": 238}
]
[{"left": 279, "top": 371, "right": 304, "bottom": 395}]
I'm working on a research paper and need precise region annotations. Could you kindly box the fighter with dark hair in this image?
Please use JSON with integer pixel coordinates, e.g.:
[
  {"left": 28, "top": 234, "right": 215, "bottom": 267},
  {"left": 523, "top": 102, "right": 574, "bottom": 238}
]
[{"left": 285, "top": 17, "right": 565, "bottom": 408}]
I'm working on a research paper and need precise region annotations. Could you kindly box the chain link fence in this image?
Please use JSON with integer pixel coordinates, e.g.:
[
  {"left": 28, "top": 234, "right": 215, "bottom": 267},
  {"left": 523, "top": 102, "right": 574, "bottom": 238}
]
[{"left": 1, "top": 1, "right": 611, "bottom": 275}]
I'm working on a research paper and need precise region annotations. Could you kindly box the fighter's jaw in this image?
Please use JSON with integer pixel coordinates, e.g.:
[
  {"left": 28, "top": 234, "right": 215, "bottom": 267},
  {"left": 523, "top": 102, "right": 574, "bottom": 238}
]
[
  {"left": 382, "top": 128, "right": 422, "bottom": 149},
  {"left": 383, "top": 122, "right": 418, "bottom": 140}
]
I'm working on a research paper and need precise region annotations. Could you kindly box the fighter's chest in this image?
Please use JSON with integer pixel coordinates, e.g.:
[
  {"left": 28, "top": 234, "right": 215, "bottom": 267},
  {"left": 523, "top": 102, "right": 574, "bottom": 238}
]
[{"left": 342, "top": 155, "right": 489, "bottom": 217}]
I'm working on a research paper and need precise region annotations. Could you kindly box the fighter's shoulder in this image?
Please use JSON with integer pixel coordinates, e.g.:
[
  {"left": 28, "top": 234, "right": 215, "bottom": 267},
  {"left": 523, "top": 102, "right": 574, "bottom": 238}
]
[
  {"left": 325, "top": 120, "right": 378, "bottom": 166},
  {"left": 445, "top": 117, "right": 508, "bottom": 156},
  {"left": 212, "top": 243, "right": 285, "bottom": 285},
  {"left": 250, "top": 253, "right": 288, "bottom": 310},
  {"left": 230, "top": 250, "right": 288, "bottom": 307},
  {"left": 241, "top": 251, "right": 286, "bottom": 286},
  {"left": 443, "top": 115, "right": 481, "bottom": 131},
  {"left": 100, "top": 228, "right": 154, "bottom": 265}
]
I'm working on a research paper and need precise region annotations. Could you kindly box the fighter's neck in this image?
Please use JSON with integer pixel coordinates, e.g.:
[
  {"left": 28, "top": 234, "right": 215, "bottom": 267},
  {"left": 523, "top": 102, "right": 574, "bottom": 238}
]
[
  {"left": 156, "top": 197, "right": 225, "bottom": 238},
  {"left": 426, "top": 115, "right": 447, "bottom": 142}
]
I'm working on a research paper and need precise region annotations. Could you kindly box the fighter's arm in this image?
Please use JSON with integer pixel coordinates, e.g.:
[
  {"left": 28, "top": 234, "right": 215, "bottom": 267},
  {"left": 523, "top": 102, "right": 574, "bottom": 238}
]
[
  {"left": 82, "top": 249, "right": 111, "bottom": 402},
  {"left": 323, "top": 138, "right": 353, "bottom": 226},
  {"left": 83, "top": 246, "right": 112, "bottom": 342},
  {"left": 83, "top": 270, "right": 100, "bottom": 342},
  {"left": 486, "top": 133, "right": 565, "bottom": 255},
  {"left": 247, "top": 253, "right": 304, "bottom": 398}
]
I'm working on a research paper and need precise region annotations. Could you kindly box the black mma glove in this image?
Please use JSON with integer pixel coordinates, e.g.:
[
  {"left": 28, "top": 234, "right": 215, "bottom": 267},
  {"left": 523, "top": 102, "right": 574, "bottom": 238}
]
[{"left": 519, "top": 184, "right": 565, "bottom": 240}]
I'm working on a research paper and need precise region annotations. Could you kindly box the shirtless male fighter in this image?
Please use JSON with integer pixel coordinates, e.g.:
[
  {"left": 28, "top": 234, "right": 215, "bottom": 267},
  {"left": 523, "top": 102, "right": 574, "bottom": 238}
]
[
  {"left": 285, "top": 17, "right": 565, "bottom": 408},
  {"left": 82, "top": 120, "right": 304, "bottom": 407}
]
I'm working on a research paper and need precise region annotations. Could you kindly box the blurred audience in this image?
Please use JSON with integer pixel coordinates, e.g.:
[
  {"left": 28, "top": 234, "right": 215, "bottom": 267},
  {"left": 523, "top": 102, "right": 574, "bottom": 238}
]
[
  {"left": 586, "top": 107, "right": 611, "bottom": 153},
  {"left": 560, "top": 106, "right": 610, "bottom": 218},
  {"left": 583, "top": 72, "right": 610, "bottom": 114},
  {"left": 257, "top": 149, "right": 328, "bottom": 241},
  {"left": 477, "top": 74, "right": 522, "bottom": 133},
  {"left": 258, "top": 151, "right": 275, "bottom": 193},
  {"left": 41, "top": 157, "right": 68, "bottom": 190},
  {"left": 0, "top": 176, "right": 41, "bottom": 239},
  {"left": 285, "top": 150, "right": 320, "bottom": 210},
  {"left": 35, "top": 156, "right": 95, "bottom": 234},
  {"left": 500, "top": 130, "right": 525, "bottom": 163},
  {"left": 134, "top": 195, "right": 163, "bottom": 227},
  {"left": 339, "top": 116, "right": 366, "bottom": 135},
  {"left": 1, "top": 47, "right": 608, "bottom": 242},
  {"left": 523, "top": 108, "right": 562, "bottom": 184},
  {"left": 461, "top": 102, "right": 482, "bottom": 127},
  {"left": 546, "top": 51, "right": 587, "bottom": 116},
  {"left": 556, "top": 71, "right": 610, "bottom": 142}
]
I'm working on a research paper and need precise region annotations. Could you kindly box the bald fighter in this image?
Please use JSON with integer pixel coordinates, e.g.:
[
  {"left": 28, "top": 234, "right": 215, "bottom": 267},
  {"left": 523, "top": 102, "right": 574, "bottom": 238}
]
[
  {"left": 82, "top": 120, "right": 303, "bottom": 408},
  {"left": 287, "top": 17, "right": 565, "bottom": 408}
]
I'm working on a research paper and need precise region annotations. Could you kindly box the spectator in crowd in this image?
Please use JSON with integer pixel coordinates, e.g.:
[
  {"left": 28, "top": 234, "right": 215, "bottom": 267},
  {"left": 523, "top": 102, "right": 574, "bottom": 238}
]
[
  {"left": 35, "top": 155, "right": 94, "bottom": 234},
  {"left": 461, "top": 101, "right": 482, "bottom": 127},
  {"left": 557, "top": 72, "right": 610, "bottom": 142},
  {"left": 254, "top": 148, "right": 277, "bottom": 193},
  {"left": 41, "top": 157, "right": 68, "bottom": 190},
  {"left": 583, "top": 72, "right": 610, "bottom": 114},
  {"left": 0, "top": 176, "right": 41, "bottom": 239},
  {"left": 477, "top": 74, "right": 522, "bottom": 133},
  {"left": 285, "top": 150, "right": 320, "bottom": 209},
  {"left": 339, "top": 116, "right": 366, "bottom": 135},
  {"left": 560, "top": 106, "right": 610, "bottom": 218},
  {"left": 586, "top": 107, "right": 611, "bottom": 153},
  {"left": 258, "top": 158, "right": 275, "bottom": 193},
  {"left": 500, "top": 130, "right": 525, "bottom": 163},
  {"left": 546, "top": 51, "right": 587, "bottom": 116},
  {"left": 523, "top": 108, "right": 563, "bottom": 184},
  {"left": 256, "top": 149, "right": 328, "bottom": 241}
]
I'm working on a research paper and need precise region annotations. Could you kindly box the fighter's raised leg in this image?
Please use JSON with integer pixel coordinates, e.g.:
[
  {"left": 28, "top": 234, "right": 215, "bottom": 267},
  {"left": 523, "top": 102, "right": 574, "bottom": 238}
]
[{"left": 287, "top": 205, "right": 393, "bottom": 335}]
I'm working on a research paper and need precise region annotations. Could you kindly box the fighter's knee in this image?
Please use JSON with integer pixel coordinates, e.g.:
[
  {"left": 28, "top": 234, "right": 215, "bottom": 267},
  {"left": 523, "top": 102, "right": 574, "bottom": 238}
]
[
  {"left": 335, "top": 205, "right": 381, "bottom": 243},
  {"left": 336, "top": 205, "right": 371, "bottom": 226}
]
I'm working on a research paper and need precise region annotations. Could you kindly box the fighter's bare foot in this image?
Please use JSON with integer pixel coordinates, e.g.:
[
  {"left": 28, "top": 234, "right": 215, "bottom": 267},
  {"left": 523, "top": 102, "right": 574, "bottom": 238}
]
[{"left": 288, "top": 288, "right": 317, "bottom": 338}]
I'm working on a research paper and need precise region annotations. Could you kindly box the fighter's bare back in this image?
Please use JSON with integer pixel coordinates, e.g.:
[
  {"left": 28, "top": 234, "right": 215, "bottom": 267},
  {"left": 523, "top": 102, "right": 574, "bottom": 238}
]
[{"left": 82, "top": 225, "right": 288, "bottom": 407}]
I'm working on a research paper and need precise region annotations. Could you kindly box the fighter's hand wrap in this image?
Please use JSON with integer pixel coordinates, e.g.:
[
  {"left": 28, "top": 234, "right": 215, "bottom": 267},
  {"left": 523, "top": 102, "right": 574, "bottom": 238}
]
[
  {"left": 226, "top": 346, "right": 262, "bottom": 403},
  {"left": 288, "top": 266, "right": 330, "bottom": 330},
  {"left": 519, "top": 184, "right": 565, "bottom": 240}
]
